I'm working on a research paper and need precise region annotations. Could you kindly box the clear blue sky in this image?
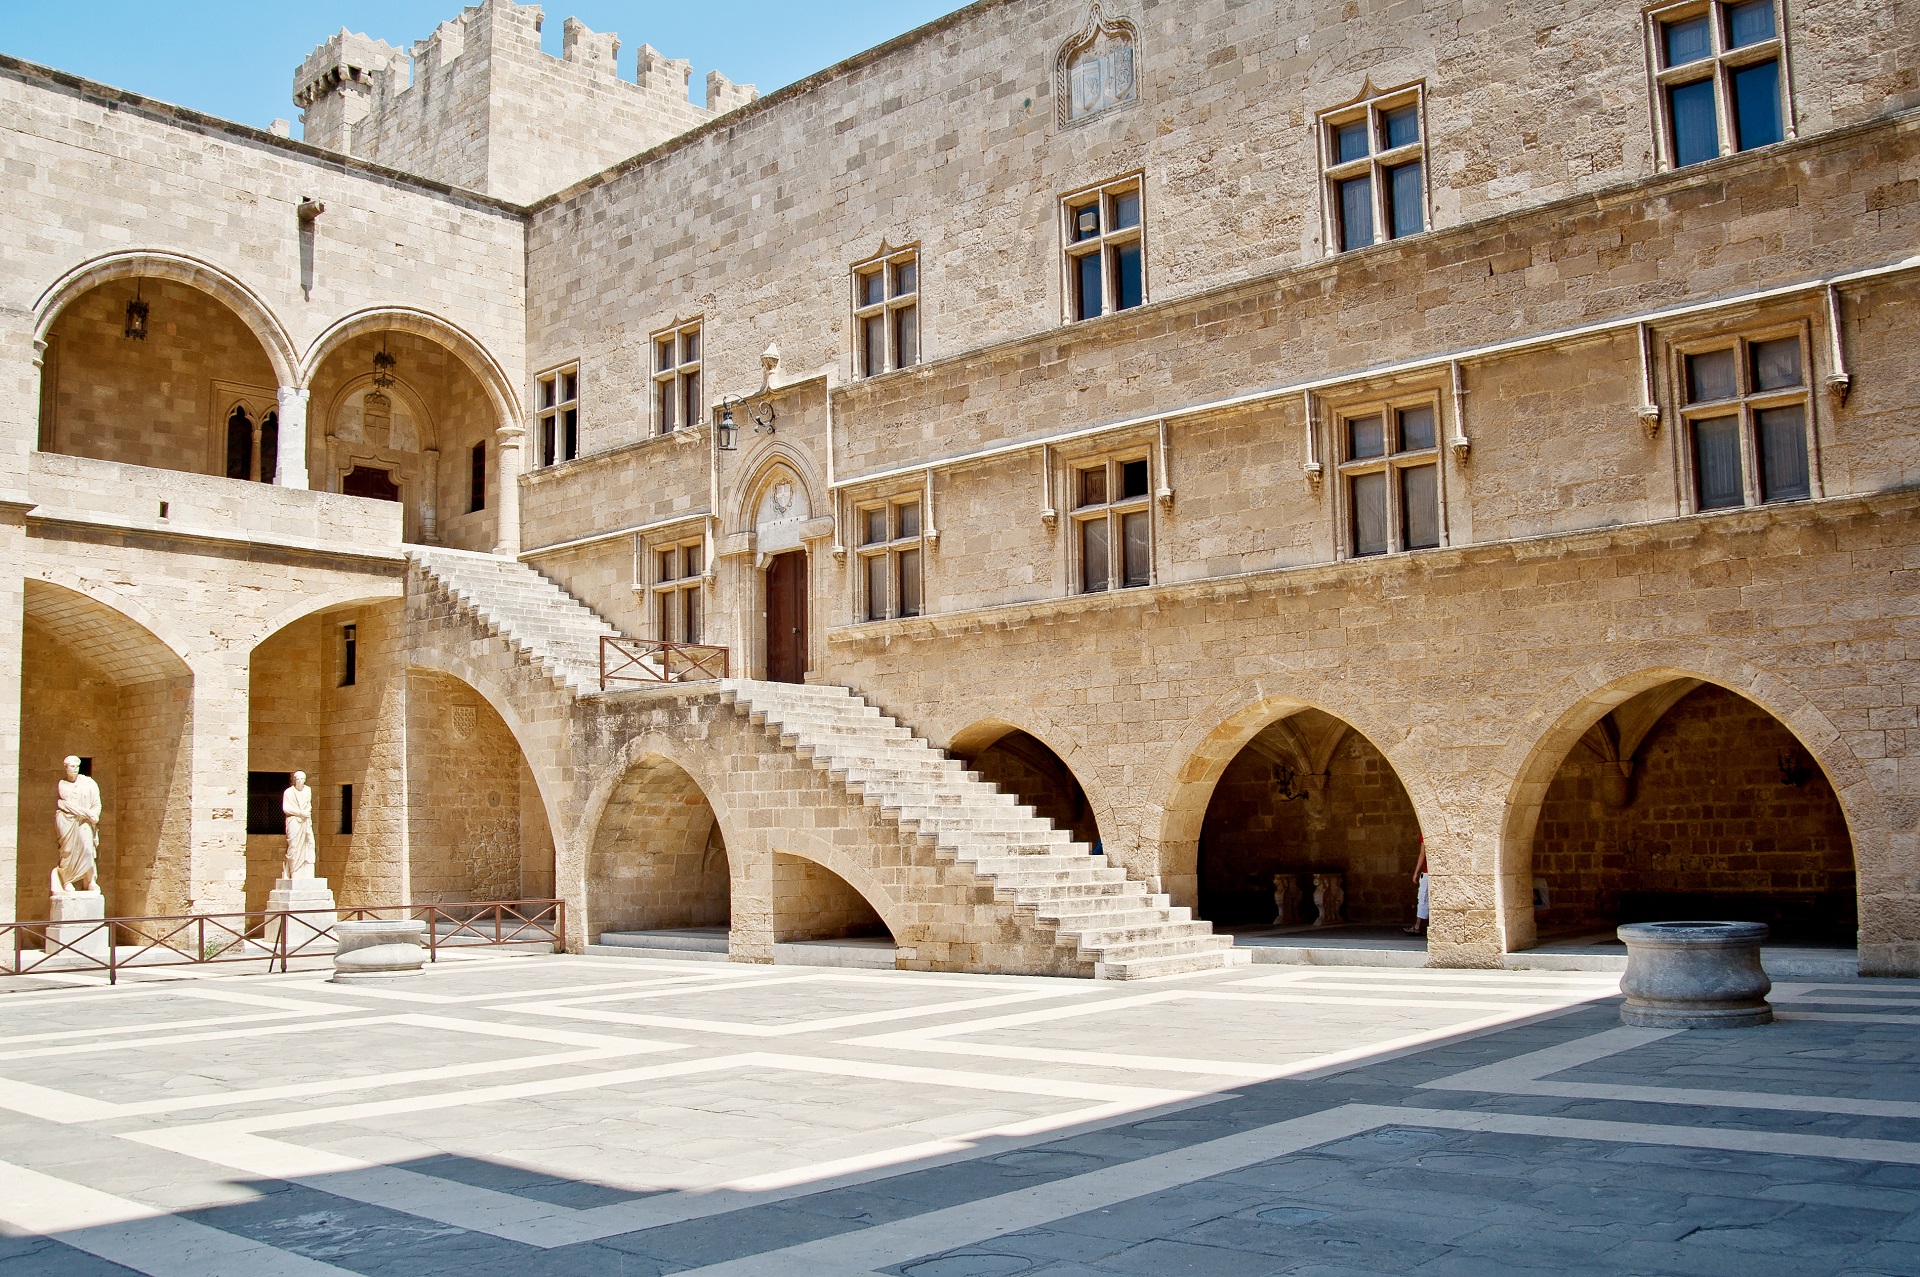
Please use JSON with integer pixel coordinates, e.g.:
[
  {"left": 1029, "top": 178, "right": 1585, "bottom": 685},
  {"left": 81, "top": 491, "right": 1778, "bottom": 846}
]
[{"left": 0, "top": 1, "right": 965, "bottom": 130}]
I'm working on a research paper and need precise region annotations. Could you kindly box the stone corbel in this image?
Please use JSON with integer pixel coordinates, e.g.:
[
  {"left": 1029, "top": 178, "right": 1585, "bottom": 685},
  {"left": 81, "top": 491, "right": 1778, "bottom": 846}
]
[
  {"left": 1301, "top": 391, "right": 1324, "bottom": 492},
  {"left": 1155, "top": 419, "right": 1174, "bottom": 509},
  {"left": 1448, "top": 360, "right": 1472, "bottom": 459},
  {"left": 717, "top": 530, "right": 756, "bottom": 559},
  {"left": 1635, "top": 322, "right": 1662, "bottom": 438},
  {"left": 1825, "top": 283, "right": 1852, "bottom": 407},
  {"left": 1040, "top": 443, "right": 1058, "bottom": 528},
  {"left": 924, "top": 469, "right": 940, "bottom": 548}
]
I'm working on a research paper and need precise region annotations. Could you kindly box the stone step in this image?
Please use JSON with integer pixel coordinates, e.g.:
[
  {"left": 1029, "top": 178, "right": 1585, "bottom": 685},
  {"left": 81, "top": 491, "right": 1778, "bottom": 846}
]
[
  {"left": 1058, "top": 920, "right": 1217, "bottom": 946},
  {"left": 1097, "top": 948, "right": 1252, "bottom": 981},
  {"left": 1085, "top": 934, "right": 1238, "bottom": 964}
]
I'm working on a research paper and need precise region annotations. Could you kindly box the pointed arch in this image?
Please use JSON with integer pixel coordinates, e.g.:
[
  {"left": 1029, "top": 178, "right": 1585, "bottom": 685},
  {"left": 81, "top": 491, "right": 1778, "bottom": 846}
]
[
  {"left": 1495, "top": 654, "right": 1882, "bottom": 954},
  {"left": 301, "top": 307, "right": 517, "bottom": 436},
  {"left": 34, "top": 251, "right": 298, "bottom": 389}
]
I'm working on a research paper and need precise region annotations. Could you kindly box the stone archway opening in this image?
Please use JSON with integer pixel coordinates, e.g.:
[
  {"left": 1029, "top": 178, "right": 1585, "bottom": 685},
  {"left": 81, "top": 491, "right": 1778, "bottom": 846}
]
[
  {"left": 306, "top": 327, "right": 501, "bottom": 550},
  {"left": 953, "top": 725, "right": 1100, "bottom": 849},
  {"left": 1529, "top": 680, "right": 1856, "bottom": 948},
  {"left": 587, "top": 754, "right": 730, "bottom": 949},
  {"left": 1195, "top": 708, "right": 1423, "bottom": 938},
  {"left": 772, "top": 853, "right": 892, "bottom": 944},
  {"left": 38, "top": 276, "right": 283, "bottom": 481},
  {"left": 17, "top": 581, "right": 194, "bottom": 922}
]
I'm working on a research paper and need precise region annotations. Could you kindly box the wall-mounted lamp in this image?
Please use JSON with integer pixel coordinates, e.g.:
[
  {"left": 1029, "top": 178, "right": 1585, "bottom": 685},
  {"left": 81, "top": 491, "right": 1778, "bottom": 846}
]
[
  {"left": 716, "top": 393, "right": 774, "bottom": 452},
  {"left": 123, "top": 280, "right": 149, "bottom": 341}
]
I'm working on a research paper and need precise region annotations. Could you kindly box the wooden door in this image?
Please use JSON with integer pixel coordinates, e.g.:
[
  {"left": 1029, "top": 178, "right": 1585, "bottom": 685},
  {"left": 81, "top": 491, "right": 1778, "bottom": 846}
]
[{"left": 765, "top": 550, "right": 808, "bottom": 683}]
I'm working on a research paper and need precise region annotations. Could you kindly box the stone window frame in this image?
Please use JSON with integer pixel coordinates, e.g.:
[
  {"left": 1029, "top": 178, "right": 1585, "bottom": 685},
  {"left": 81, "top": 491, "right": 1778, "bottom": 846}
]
[
  {"left": 651, "top": 318, "right": 704, "bottom": 435},
  {"left": 468, "top": 439, "right": 486, "bottom": 514},
  {"left": 533, "top": 362, "right": 580, "bottom": 468},
  {"left": 855, "top": 494, "right": 925, "bottom": 622},
  {"left": 1668, "top": 318, "right": 1817, "bottom": 514},
  {"left": 1060, "top": 172, "right": 1147, "bottom": 324},
  {"left": 1054, "top": 3, "right": 1141, "bottom": 130},
  {"left": 1642, "top": 0, "right": 1796, "bottom": 172},
  {"left": 1330, "top": 388, "right": 1448, "bottom": 559},
  {"left": 851, "top": 246, "right": 921, "bottom": 379},
  {"left": 1066, "top": 447, "right": 1154, "bottom": 594},
  {"left": 649, "top": 534, "right": 707, "bottom": 643},
  {"left": 1316, "top": 81, "right": 1430, "bottom": 256},
  {"left": 207, "top": 381, "right": 281, "bottom": 484}
]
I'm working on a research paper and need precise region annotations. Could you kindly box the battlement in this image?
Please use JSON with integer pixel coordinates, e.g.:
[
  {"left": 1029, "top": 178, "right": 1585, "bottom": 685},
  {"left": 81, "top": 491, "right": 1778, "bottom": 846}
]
[{"left": 293, "top": 0, "right": 754, "bottom": 203}]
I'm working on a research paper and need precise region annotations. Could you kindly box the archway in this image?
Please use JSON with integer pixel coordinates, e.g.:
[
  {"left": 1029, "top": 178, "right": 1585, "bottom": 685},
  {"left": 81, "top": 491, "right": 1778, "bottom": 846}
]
[
  {"left": 1527, "top": 680, "right": 1855, "bottom": 946},
  {"left": 17, "top": 580, "right": 194, "bottom": 920},
  {"left": 772, "top": 852, "right": 892, "bottom": 944},
  {"left": 37, "top": 272, "right": 286, "bottom": 482},
  {"left": 587, "top": 753, "right": 731, "bottom": 942},
  {"left": 1194, "top": 708, "right": 1423, "bottom": 934},
  {"left": 404, "top": 668, "right": 555, "bottom": 906},
  {"left": 951, "top": 723, "right": 1100, "bottom": 849},
  {"left": 304, "top": 321, "right": 507, "bottom": 551}
]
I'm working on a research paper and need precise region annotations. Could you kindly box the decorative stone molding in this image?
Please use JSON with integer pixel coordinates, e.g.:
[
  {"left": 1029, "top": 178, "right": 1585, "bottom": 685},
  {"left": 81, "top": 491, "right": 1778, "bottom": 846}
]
[{"left": 1056, "top": 4, "right": 1139, "bottom": 129}]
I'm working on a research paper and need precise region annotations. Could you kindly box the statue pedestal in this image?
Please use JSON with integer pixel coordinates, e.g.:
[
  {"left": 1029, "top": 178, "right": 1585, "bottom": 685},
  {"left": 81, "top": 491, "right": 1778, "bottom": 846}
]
[
  {"left": 45, "top": 891, "right": 109, "bottom": 969},
  {"left": 267, "top": 876, "right": 338, "bottom": 957}
]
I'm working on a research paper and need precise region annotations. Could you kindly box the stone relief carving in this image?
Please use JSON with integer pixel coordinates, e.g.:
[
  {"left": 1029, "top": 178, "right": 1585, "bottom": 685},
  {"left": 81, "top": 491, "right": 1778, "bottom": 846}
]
[{"left": 1057, "top": 3, "right": 1139, "bottom": 127}]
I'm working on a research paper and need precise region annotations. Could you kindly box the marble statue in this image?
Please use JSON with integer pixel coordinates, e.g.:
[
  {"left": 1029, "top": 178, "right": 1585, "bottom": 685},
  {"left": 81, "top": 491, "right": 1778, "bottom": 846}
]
[
  {"left": 1272, "top": 873, "right": 1305, "bottom": 926},
  {"left": 282, "top": 771, "right": 316, "bottom": 879},
  {"left": 1311, "top": 872, "right": 1346, "bottom": 928},
  {"left": 52, "top": 756, "right": 101, "bottom": 895}
]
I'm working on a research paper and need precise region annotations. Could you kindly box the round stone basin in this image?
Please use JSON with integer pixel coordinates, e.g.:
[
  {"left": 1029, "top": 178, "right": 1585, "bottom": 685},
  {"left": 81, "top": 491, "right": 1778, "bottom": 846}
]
[
  {"left": 330, "top": 918, "right": 428, "bottom": 984},
  {"left": 1617, "top": 920, "right": 1772, "bottom": 1028}
]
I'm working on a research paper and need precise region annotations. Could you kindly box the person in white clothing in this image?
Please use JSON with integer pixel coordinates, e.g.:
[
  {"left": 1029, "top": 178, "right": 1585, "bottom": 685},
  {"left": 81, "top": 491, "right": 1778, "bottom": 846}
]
[{"left": 1404, "top": 835, "right": 1428, "bottom": 937}]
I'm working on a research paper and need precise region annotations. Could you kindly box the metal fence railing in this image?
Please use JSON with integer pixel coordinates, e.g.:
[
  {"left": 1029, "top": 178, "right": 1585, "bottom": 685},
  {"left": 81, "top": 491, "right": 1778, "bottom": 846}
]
[
  {"left": 1, "top": 898, "right": 565, "bottom": 984},
  {"left": 601, "top": 635, "right": 730, "bottom": 688}
]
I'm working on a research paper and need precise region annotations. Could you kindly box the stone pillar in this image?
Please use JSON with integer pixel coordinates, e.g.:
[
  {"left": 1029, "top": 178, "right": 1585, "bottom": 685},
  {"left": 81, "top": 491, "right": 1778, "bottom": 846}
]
[
  {"left": 0, "top": 532, "right": 21, "bottom": 925},
  {"left": 275, "top": 386, "right": 311, "bottom": 489},
  {"left": 420, "top": 448, "right": 440, "bottom": 543},
  {"left": 729, "top": 844, "right": 774, "bottom": 964},
  {"left": 492, "top": 424, "right": 524, "bottom": 555},
  {"left": 185, "top": 665, "right": 250, "bottom": 915}
]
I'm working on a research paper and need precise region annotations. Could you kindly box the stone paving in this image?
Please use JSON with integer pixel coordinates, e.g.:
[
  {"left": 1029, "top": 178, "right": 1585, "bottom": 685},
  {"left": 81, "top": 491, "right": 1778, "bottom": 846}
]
[{"left": 0, "top": 954, "right": 1916, "bottom": 1275}]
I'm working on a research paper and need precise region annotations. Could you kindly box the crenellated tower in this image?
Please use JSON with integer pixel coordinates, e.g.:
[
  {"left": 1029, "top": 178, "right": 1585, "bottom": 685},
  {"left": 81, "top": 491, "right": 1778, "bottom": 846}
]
[{"left": 292, "top": 0, "right": 755, "bottom": 204}]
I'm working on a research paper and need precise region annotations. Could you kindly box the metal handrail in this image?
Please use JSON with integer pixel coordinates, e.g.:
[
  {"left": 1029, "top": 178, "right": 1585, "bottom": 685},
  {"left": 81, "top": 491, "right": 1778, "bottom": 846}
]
[
  {"left": 0, "top": 898, "right": 565, "bottom": 984},
  {"left": 601, "top": 635, "right": 730, "bottom": 689}
]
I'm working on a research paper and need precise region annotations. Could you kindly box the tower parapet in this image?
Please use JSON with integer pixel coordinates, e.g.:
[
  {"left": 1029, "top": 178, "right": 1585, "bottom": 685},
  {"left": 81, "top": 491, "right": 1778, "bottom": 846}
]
[{"left": 291, "top": 0, "right": 754, "bottom": 203}]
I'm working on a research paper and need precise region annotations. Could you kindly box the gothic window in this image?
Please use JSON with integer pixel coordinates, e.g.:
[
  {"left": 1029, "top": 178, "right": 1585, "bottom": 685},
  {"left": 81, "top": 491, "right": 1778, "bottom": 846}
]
[
  {"left": 469, "top": 440, "right": 486, "bottom": 513},
  {"left": 857, "top": 497, "right": 924, "bottom": 621},
  {"left": 1056, "top": 5, "right": 1139, "bottom": 127},
  {"left": 1648, "top": 0, "right": 1791, "bottom": 169},
  {"left": 536, "top": 364, "right": 579, "bottom": 465},
  {"left": 852, "top": 248, "right": 919, "bottom": 377},
  {"left": 652, "top": 321, "right": 703, "bottom": 434},
  {"left": 1675, "top": 324, "right": 1813, "bottom": 511},
  {"left": 1071, "top": 453, "right": 1152, "bottom": 593},
  {"left": 226, "top": 406, "right": 253, "bottom": 480},
  {"left": 1062, "top": 175, "right": 1146, "bottom": 321},
  {"left": 652, "top": 538, "right": 706, "bottom": 643},
  {"left": 1319, "top": 84, "right": 1428, "bottom": 254},
  {"left": 1335, "top": 395, "right": 1444, "bottom": 557}
]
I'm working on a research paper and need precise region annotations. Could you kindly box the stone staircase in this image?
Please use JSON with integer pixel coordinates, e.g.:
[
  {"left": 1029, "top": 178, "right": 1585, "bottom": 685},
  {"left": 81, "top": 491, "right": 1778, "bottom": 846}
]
[
  {"left": 409, "top": 547, "right": 627, "bottom": 695},
  {"left": 719, "top": 681, "right": 1245, "bottom": 980},
  {"left": 408, "top": 548, "right": 1244, "bottom": 979}
]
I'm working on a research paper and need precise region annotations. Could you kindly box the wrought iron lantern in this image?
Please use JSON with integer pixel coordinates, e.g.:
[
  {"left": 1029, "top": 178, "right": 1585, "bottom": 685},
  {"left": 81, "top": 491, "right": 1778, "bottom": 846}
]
[
  {"left": 371, "top": 341, "right": 397, "bottom": 390},
  {"left": 716, "top": 394, "right": 775, "bottom": 452},
  {"left": 123, "top": 281, "right": 149, "bottom": 341}
]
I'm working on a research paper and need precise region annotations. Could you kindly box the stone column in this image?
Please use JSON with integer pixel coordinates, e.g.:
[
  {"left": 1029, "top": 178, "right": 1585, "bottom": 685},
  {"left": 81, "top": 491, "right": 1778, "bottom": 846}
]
[
  {"left": 420, "top": 448, "right": 440, "bottom": 543},
  {"left": 184, "top": 664, "right": 250, "bottom": 915},
  {"left": 0, "top": 534, "right": 21, "bottom": 925},
  {"left": 275, "top": 386, "right": 311, "bottom": 489},
  {"left": 492, "top": 423, "right": 524, "bottom": 555}
]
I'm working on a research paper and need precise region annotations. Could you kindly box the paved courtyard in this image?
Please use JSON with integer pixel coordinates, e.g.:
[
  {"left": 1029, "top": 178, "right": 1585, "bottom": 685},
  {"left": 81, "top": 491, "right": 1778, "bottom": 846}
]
[{"left": 0, "top": 954, "right": 1917, "bottom": 1276}]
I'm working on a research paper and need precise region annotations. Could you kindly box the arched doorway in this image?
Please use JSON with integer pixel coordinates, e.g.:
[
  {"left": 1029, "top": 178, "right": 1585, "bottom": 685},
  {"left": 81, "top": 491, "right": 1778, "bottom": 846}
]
[
  {"left": 1195, "top": 708, "right": 1423, "bottom": 934},
  {"left": 305, "top": 326, "right": 504, "bottom": 550},
  {"left": 37, "top": 274, "right": 286, "bottom": 482},
  {"left": 772, "top": 852, "right": 892, "bottom": 944},
  {"left": 17, "top": 581, "right": 194, "bottom": 920},
  {"left": 953, "top": 726, "right": 1100, "bottom": 849},
  {"left": 750, "top": 464, "right": 815, "bottom": 683},
  {"left": 1529, "top": 680, "right": 1855, "bottom": 946},
  {"left": 587, "top": 754, "right": 730, "bottom": 945}
]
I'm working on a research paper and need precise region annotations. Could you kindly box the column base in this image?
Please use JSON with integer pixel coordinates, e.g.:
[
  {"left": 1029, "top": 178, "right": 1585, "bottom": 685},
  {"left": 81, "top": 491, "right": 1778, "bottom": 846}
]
[
  {"left": 44, "top": 891, "right": 109, "bottom": 968},
  {"left": 268, "top": 876, "right": 339, "bottom": 955}
]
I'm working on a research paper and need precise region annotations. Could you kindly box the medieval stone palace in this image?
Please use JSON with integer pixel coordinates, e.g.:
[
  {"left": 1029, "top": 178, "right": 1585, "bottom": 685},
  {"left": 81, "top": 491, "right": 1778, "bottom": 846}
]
[{"left": 3, "top": 0, "right": 1915, "bottom": 977}]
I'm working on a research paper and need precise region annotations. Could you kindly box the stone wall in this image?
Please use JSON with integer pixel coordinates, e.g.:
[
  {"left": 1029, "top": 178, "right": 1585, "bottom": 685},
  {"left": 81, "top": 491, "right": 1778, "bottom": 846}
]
[
  {"left": 587, "top": 754, "right": 728, "bottom": 934},
  {"left": 771, "top": 852, "right": 887, "bottom": 942},
  {"left": 14, "top": 622, "right": 118, "bottom": 921},
  {"left": 406, "top": 668, "right": 535, "bottom": 903}
]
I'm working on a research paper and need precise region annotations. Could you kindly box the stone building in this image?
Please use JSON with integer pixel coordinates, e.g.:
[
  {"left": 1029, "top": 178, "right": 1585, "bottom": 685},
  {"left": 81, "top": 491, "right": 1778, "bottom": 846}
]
[{"left": 2, "top": 0, "right": 1916, "bottom": 977}]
